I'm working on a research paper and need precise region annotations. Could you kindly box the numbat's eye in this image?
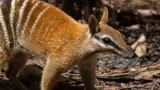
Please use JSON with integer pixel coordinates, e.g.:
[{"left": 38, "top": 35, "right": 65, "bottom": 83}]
[{"left": 102, "top": 38, "right": 112, "bottom": 44}]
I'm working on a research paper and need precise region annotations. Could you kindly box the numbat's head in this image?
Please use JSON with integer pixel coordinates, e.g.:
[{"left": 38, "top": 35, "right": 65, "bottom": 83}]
[{"left": 88, "top": 7, "right": 133, "bottom": 58}]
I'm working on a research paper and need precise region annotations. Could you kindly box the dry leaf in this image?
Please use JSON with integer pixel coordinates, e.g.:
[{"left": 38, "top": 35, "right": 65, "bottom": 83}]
[
  {"left": 134, "top": 42, "right": 147, "bottom": 57},
  {"left": 137, "top": 9, "right": 158, "bottom": 16},
  {"left": 135, "top": 70, "right": 160, "bottom": 80},
  {"left": 127, "top": 24, "right": 140, "bottom": 30},
  {"left": 131, "top": 34, "right": 146, "bottom": 49},
  {"left": 137, "top": 34, "right": 146, "bottom": 43},
  {"left": 131, "top": 34, "right": 147, "bottom": 57}
]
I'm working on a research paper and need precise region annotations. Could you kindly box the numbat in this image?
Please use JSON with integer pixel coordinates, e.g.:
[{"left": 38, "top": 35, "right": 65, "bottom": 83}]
[{"left": 0, "top": 0, "right": 134, "bottom": 90}]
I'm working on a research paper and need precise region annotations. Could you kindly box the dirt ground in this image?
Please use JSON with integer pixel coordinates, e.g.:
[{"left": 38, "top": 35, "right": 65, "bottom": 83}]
[{"left": 0, "top": 0, "right": 160, "bottom": 90}]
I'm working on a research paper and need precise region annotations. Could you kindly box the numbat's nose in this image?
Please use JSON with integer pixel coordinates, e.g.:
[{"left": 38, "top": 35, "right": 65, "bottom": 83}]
[{"left": 121, "top": 49, "right": 135, "bottom": 58}]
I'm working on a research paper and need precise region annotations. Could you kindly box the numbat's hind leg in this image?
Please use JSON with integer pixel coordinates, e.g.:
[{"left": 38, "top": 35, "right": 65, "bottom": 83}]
[{"left": 6, "top": 50, "right": 28, "bottom": 90}]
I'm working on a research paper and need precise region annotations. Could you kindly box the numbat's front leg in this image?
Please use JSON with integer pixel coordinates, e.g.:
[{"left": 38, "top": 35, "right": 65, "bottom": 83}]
[
  {"left": 41, "top": 56, "right": 74, "bottom": 90},
  {"left": 78, "top": 54, "right": 96, "bottom": 90},
  {"left": 41, "top": 60, "right": 60, "bottom": 90}
]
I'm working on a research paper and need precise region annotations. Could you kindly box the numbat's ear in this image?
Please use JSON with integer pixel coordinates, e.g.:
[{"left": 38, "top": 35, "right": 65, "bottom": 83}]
[
  {"left": 88, "top": 14, "right": 100, "bottom": 36},
  {"left": 100, "top": 7, "right": 108, "bottom": 23}
]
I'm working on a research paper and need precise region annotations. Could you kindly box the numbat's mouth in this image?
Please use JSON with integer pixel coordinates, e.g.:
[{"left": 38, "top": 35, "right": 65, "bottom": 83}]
[{"left": 121, "top": 50, "right": 135, "bottom": 58}]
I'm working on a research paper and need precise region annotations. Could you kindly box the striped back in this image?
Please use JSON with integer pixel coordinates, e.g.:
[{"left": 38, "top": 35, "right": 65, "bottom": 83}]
[
  {"left": 0, "top": 0, "right": 14, "bottom": 68},
  {"left": 0, "top": 0, "right": 51, "bottom": 47},
  {"left": 0, "top": 0, "right": 52, "bottom": 68},
  {"left": 0, "top": 0, "right": 84, "bottom": 68}
]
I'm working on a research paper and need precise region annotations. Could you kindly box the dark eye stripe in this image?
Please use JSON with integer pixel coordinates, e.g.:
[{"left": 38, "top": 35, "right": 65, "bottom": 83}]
[
  {"left": 102, "top": 38, "right": 122, "bottom": 50},
  {"left": 102, "top": 38, "right": 112, "bottom": 44}
]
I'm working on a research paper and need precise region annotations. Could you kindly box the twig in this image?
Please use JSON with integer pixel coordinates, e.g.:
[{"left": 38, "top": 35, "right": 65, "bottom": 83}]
[
  {"left": 150, "top": 64, "right": 160, "bottom": 69},
  {"left": 151, "top": 79, "right": 160, "bottom": 90},
  {"left": 97, "top": 62, "right": 111, "bottom": 73},
  {"left": 0, "top": 79, "right": 13, "bottom": 90},
  {"left": 124, "top": 57, "right": 140, "bottom": 71}
]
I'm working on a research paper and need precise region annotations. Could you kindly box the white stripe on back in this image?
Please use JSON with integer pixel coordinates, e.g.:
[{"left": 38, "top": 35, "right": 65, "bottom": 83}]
[
  {"left": 0, "top": 2, "right": 10, "bottom": 48},
  {"left": 29, "top": 5, "right": 50, "bottom": 39},
  {"left": 21, "top": 1, "right": 40, "bottom": 41},
  {"left": 10, "top": 0, "right": 16, "bottom": 44},
  {"left": 16, "top": 0, "right": 29, "bottom": 37}
]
